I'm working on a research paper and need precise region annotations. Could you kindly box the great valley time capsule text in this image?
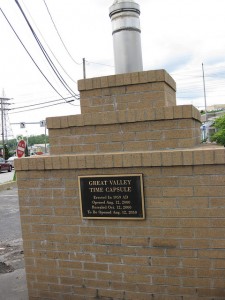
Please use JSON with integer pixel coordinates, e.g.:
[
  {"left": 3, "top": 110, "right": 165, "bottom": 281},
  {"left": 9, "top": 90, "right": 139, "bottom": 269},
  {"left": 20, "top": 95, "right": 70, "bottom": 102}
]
[
  {"left": 79, "top": 174, "right": 144, "bottom": 219},
  {"left": 88, "top": 179, "right": 132, "bottom": 193}
]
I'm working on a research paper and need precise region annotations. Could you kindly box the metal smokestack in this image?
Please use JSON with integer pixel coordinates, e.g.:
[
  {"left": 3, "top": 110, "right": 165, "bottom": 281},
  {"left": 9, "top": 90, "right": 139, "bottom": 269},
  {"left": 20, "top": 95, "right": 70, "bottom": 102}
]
[{"left": 109, "top": 0, "right": 143, "bottom": 74}]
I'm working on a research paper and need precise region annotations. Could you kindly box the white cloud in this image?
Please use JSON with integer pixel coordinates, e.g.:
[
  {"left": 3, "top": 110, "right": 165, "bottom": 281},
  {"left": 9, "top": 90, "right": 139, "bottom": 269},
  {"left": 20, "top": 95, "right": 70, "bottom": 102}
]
[{"left": 0, "top": 0, "right": 224, "bottom": 137}]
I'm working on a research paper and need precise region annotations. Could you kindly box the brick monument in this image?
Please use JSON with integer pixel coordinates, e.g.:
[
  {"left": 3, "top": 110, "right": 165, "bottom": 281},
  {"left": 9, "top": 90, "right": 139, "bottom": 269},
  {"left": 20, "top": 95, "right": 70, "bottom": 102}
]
[{"left": 15, "top": 70, "right": 225, "bottom": 300}]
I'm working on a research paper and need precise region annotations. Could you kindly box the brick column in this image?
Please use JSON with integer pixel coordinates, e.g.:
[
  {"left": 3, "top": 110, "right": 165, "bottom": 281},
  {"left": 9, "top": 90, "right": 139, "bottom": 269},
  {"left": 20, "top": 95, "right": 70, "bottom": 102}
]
[{"left": 15, "top": 70, "right": 225, "bottom": 300}]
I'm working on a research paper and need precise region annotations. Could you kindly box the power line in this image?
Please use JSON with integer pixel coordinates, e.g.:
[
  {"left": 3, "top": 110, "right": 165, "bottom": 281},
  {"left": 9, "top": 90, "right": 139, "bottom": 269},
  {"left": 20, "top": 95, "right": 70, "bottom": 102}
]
[
  {"left": 14, "top": 0, "right": 79, "bottom": 101},
  {"left": 86, "top": 60, "right": 114, "bottom": 68},
  {"left": 9, "top": 99, "right": 79, "bottom": 114},
  {"left": 20, "top": 0, "right": 78, "bottom": 84},
  {"left": 11, "top": 96, "right": 76, "bottom": 110},
  {"left": 0, "top": 7, "right": 78, "bottom": 107},
  {"left": 43, "top": 0, "right": 82, "bottom": 66}
]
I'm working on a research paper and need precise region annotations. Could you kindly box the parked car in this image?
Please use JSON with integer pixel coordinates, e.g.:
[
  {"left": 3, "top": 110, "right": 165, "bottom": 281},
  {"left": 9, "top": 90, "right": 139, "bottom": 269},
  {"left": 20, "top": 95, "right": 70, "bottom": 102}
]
[
  {"left": 0, "top": 157, "right": 12, "bottom": 172},
  {"left": 6, "top": 156, "right": 17, "bottom": 168}
]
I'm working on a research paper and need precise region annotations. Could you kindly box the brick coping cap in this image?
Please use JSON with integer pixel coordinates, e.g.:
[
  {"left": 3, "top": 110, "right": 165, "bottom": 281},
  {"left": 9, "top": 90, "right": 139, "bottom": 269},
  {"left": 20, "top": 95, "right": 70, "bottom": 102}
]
[
  {"left": 14, "top": 145, "right": 225, "bottom": 171},
  {"left": 77, "top": 69, "right": 176, "bottom": 91},
  {"left": 46, "top": 105, "right": 201, "bottom": 130}
]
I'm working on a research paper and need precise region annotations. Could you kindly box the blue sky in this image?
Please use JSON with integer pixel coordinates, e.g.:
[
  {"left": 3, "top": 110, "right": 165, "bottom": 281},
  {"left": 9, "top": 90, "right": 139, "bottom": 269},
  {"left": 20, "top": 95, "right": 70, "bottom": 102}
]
[{"left": 0, "top": 0, "right": 225, "bottom": 137}]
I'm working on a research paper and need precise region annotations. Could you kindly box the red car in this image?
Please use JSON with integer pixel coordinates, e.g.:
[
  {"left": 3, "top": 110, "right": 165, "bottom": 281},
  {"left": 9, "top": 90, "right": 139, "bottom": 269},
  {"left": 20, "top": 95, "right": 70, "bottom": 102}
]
[{"left": 0, "top": 157, "right": 12, "bottom": 173}]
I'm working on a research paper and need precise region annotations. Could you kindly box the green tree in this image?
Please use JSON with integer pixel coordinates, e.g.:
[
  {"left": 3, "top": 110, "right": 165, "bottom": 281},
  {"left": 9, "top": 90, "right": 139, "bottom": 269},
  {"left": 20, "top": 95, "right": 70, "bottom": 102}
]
[
  {"left": 4, "top": 144, "right": 10, "bottom": 160},
  {"left": 6, "top": 134, "right": 49, "bottom": 155},
  {"left": 211, "top": 114, "right": 225, "bottom": 146},
  {"left": 7, "top": 139, "right": 17, "bottom": 155},
  {"left": 27, "top": 134, "right": 49, "bottom": 145}
]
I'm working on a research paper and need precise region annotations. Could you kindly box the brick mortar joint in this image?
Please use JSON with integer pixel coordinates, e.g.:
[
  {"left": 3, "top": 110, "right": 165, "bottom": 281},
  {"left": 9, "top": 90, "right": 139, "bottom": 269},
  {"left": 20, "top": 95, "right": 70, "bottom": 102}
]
[
  {"left": 80, "top": 84, "right": 176, "bottom": 100},
  {"left": 14, "top": 147, "right": 225, "bottom": 171},
  {"left": 47, "top": 106, "right": 201, "bottom": 129},
  {"left": 80, "top": 80, "right": 176, "bottom": 94},
  {"left": 78, "top": 70, "right": 176, "bottom": 91}
]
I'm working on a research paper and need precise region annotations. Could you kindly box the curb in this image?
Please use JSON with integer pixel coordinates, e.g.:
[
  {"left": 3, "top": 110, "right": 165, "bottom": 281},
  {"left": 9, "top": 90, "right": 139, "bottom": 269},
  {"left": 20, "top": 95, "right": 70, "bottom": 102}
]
[{"left": 0, "top": 181, "right": 17, "bottom": 191}]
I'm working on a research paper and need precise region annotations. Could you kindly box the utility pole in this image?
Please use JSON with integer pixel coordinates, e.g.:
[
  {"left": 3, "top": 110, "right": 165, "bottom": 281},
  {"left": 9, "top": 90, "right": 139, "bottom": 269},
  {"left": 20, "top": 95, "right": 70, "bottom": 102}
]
[
  {"left": 202, "top": 63, "right": 207, "bottom": 123},
  {"left": 83, "top": 58, "right": 86, "bottom": 79},
  {"left": 0, "top": 97, "right": 5, "bottom": 159},
  {"left": 0, "top": 96, "right": 12, "bottom": 159}
]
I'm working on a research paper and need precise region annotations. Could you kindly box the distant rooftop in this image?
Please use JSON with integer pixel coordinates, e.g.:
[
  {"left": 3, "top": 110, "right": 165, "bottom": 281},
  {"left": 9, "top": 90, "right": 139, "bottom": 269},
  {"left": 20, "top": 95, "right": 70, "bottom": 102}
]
[{"left": 206, "top": 104, "right": 225, "bottom": 110}]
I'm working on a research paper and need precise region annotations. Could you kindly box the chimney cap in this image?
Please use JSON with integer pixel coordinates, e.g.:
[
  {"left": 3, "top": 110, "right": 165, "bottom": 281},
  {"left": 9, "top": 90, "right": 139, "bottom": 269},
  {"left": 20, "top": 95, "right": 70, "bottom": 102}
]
[
  {"left": 113, "top": 0, "right": 135, "bottom": 3},
  {"left": 109, "top": 0, "right": 140, "bottom": 18}
]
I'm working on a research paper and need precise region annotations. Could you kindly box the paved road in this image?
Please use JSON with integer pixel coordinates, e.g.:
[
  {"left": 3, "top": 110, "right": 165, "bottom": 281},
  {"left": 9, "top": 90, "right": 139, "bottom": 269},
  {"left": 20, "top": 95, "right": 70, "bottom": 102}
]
[
  {"left": 0, "top": 186, "right": 28, "bottom": 300},
  {"left": 0, "top": 170, "right": 15, "bottom": 185}
]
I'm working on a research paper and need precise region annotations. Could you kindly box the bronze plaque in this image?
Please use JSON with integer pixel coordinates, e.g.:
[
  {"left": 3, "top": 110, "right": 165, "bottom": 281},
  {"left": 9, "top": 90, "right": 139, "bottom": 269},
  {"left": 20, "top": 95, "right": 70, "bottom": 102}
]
[{"left": 78, "top": 174, "right": 145, "bottom": 219}]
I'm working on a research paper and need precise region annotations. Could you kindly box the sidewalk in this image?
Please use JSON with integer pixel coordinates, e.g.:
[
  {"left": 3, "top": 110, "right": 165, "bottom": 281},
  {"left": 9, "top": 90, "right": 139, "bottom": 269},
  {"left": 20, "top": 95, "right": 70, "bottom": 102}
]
[
  {"left": 0, "top": 180, "right": 17, "bottom": 192},
  {"left": 0, "top": 184, "right": 29, "bottom": 300}
]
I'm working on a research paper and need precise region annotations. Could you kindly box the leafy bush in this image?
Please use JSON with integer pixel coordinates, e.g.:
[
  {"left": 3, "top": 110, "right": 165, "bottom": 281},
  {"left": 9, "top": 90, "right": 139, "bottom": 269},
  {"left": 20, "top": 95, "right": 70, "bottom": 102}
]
[{"left": 211, "top": 115, "right": 225, "bottom": 146}]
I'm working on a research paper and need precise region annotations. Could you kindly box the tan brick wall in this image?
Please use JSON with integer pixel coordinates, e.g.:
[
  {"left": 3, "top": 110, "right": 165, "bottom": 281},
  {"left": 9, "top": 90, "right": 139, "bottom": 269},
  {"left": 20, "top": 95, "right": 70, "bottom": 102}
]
[
  {"left": 15, "top": 146, "right": 225, "bottom": 300},
  {"left": 78, "top": 70, "right": 176, "bottom": 114},
  {"left": 47, "top": 105, "right": 201, "bottom": 155},
  {"left": 16, "top": 69, "right": 225, "bottom": 299}
]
